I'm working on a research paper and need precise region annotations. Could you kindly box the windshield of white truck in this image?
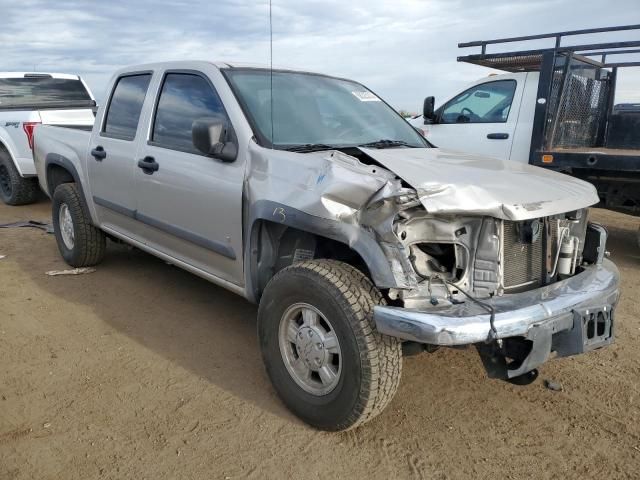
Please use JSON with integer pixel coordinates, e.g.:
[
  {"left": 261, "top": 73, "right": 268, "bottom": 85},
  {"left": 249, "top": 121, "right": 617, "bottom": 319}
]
[
  {"left": 224, "top": 69, "right": 427, "bottom": 151},
  {"left": 0, "top": 76, "right": 93, "bottom": 109}
]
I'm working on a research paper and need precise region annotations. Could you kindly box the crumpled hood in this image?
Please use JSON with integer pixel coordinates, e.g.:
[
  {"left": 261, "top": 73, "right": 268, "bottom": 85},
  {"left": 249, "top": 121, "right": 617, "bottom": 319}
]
[{"left": 359, "top": 147, "right": 599, "bottom": 221}]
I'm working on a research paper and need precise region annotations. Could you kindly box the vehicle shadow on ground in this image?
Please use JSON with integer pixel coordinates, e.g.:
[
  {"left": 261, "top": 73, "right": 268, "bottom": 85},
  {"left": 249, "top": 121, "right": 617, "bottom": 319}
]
[
  {"left": 16, "top": 234, "right": 302, "bottom": 422},
  {"left": 603, "top": 224, "right": 639, "bottom": 264},
  {"left": 590, "top": 209, "right": 640, "bottom": 265}
]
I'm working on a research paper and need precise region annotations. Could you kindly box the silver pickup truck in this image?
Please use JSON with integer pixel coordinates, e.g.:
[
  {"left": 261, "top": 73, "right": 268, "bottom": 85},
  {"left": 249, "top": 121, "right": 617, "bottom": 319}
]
[{"left": 34, "top": 61, "right": 620, "bottom": 431}]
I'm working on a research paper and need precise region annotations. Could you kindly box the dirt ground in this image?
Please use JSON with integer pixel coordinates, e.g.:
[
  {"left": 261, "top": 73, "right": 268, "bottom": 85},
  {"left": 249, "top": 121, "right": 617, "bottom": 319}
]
[{"left": 1, "top": 199, "right": 639, "bottom": 480}]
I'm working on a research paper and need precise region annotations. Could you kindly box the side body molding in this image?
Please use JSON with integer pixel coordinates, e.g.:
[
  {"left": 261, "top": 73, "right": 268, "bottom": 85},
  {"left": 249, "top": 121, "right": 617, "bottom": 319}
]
[{"left": 92, "top": 195, "right": 237, "bottom": 260}]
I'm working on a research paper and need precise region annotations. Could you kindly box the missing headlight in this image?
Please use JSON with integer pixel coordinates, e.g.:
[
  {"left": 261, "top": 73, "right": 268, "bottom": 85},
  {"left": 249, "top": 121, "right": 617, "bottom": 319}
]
[{"left": 409, "top": 243, "right": 464, "bottom": 281}]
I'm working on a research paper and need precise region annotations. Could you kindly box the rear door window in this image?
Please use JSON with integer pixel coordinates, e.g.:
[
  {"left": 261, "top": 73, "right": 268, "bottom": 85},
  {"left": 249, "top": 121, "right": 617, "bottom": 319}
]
[
  {"left": 103, "top": 74, "right": 152, "bottom": 140},
  {"left": 151, "top": 73, "right": 226, "bottom": 154}
]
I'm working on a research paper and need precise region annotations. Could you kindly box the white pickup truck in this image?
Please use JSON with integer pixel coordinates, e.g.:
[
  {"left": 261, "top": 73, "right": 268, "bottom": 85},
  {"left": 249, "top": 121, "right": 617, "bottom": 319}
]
[
  {"left": 0, "top": 72, "right": 95, "bottom": 205},
  {"left": 412, "top": 25, "right": 640, "bottom": 217},
  {"left": 34, "top": 61, "right": 619, "bottom": 431}
]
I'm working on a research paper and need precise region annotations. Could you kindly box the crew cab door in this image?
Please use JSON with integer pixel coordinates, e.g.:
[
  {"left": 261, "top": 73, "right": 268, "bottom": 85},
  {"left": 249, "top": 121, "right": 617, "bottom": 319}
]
[
  {"left": 425, "top": 78, "right": 523, "bottom": 161},
  {"left": 88, "top": 73, "right": 153, "bottom": 235},
  {"left": 133, "top": 71, "right": 245, "bottom": 285}
]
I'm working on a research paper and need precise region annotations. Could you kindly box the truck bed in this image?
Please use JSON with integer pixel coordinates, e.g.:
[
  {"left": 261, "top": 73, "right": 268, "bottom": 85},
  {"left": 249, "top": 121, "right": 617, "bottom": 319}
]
[{"left": 33, "top": 124, "right": 92, "bottom": 194}]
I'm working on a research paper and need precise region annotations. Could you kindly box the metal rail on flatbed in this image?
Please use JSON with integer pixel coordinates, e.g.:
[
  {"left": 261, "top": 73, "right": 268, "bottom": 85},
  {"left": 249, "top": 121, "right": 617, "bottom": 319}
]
[{"left": 458, "top": 24, "right": 640, "bottom": 71}]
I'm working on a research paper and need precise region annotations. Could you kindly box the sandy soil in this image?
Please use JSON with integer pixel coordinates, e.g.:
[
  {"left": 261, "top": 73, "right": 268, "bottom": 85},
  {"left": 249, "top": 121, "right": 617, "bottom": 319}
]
[{"left": 1, "top": 200, "right": 639, "bottom": 479}]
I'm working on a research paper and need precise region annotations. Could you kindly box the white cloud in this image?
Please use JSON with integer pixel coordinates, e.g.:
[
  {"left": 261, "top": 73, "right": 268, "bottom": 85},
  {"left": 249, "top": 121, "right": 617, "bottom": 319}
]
[{"left": 1, "top": 0, "right": 639, "bottom": 110}]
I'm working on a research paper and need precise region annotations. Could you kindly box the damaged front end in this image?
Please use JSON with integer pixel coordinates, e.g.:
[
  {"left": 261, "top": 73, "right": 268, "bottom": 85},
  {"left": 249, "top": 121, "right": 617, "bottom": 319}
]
[
  {"left": 370, "top": 197, "right": 619, "bottom": 383},
  {"left": 365, "top": 196, "right": 618, "bottom": 384},
  {"left": 334, "top": 146, "right": 620, "bottom": 384}
]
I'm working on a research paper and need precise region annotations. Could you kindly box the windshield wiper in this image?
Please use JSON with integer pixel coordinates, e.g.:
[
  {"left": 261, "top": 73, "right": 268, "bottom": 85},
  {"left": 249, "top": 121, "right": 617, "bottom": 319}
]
[
  {"left": 281, "top": 143, "right": 336, "bottom": 153},
  {"left": 282, "top": 139, "right": 418, "bottom": 153},
  {"left": 358, "top": 139, "right": 417, "bottom": 149}
]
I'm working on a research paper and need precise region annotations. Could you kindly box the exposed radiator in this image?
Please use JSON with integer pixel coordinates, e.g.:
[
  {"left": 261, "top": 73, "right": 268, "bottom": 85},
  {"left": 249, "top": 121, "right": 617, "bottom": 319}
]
[
  {"left": 502, "top": 220, "right": 545, "bottom": 291},
  {"left": 501, "top": 218, "right": 575, "bottom": 292}
]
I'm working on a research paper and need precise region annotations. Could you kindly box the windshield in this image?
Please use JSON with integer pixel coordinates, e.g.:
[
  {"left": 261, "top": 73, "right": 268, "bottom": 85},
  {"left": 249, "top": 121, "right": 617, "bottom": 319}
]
[
  {"left": 0, "top": 76, "right": 93, "bottom": 109},
  {"left": 224, "top": 69, "right": 426, "bottom": 149}
]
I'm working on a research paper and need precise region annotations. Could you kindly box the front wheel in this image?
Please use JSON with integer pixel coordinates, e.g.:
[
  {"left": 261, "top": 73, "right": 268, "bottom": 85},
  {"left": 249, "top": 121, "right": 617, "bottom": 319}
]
[
  {"left": 258, "top": 260, "right": 402, "bottom": 431},
  {"left": 52, "top": 183, "right": 106, "bottom": 267}
]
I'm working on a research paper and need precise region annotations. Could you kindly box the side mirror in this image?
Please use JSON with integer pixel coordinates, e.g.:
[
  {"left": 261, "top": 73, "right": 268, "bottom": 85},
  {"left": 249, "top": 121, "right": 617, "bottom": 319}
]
[
  {"left": 192, "top": 117, "right": 238, "bottom": 162},
  {"left": 423, "top": 96, "right": 435, "bottom": 124}
]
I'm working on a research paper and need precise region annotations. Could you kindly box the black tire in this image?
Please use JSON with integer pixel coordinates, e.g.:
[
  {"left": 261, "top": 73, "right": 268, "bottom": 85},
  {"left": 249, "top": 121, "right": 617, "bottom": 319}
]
[
  {"left": 0, "top": 147, "right": 39, "bottom": 205},
  {"left": 258, "top": 260, "right": 402, "bottom": 431},
  {"left": 52, "top": 183, "right": 106, "bottom": 267}
]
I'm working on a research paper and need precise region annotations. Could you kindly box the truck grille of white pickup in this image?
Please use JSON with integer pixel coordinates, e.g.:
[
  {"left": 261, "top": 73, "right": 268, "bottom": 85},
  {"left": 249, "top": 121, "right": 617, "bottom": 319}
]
[{"left": 502, "top": 220, "right": 545, "bottom": 291}]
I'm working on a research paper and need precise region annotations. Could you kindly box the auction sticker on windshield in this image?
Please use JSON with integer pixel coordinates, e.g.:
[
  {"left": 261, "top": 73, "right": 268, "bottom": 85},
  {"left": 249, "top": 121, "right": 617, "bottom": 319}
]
[{"left": 352, "top": 91, "right": 380, "bottom": 101}]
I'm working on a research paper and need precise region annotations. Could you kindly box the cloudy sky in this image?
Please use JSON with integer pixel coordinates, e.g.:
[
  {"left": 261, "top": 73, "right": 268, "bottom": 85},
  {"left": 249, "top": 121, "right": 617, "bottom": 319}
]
[{"left": 2, "top": 0, "right": 639, "bottom": 111}]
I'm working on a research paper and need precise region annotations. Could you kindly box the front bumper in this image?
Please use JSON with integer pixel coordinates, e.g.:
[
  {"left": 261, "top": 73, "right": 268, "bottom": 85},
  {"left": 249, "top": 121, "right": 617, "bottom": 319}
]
[{"left": 374, "top": 259, "right": 620, "bottom": 346}]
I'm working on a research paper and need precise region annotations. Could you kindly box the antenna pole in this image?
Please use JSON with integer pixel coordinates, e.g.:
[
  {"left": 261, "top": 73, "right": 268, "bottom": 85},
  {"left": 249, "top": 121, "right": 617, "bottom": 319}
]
[{"left": 269, "top": 0, "right": 274, "bottom": 148}]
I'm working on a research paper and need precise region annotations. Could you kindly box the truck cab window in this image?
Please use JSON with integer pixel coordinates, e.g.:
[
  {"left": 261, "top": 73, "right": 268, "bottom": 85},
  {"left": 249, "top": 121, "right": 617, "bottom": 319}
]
[
  {"left": 151, "top": 73, "right": 226, "bottom": 154},
  {"left": 440, "top": 80, "right": 516, "bottom": 124},
  {"left": 103, "top": 74, "right": 151, "bottom": 140}
]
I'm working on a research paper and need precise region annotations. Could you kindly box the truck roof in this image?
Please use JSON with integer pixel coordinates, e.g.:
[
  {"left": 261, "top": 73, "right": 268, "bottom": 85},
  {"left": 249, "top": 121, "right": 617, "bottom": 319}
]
[{"left": 112, "top": 60, "right": 324, "bottom": 76}]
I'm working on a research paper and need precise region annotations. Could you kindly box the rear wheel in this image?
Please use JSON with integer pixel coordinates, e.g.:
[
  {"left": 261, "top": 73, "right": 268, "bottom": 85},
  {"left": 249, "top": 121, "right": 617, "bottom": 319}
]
[
  {"left": 0, "top": 148, "right": 39, "bottom": 205},
  {"left": 258, "top": 260, "right": 402, "bottom": 431},
  {"left": 52, "top": 183, "right": 106, "bottom": 267}
]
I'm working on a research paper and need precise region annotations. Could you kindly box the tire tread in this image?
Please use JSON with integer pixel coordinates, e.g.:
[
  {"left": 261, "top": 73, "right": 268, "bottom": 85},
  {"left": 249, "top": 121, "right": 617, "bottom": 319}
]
[
  {"left": 53, "top": 183, "right": 106, "bottom": 267},
  {"left": 263, "top": 259, "right": 402, "bottom": 430}
]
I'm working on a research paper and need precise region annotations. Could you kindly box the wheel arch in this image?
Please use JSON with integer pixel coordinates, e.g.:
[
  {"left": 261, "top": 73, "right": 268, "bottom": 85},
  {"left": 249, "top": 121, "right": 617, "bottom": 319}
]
[
  {"left": 44, "top": 153, "right": 97, "bottom": 224},
  {"left": 245, "top": 200, "right": 398, "bottom": 303},
  {"left": 45, "top": 153, "right": 82, "bottom": 197}
]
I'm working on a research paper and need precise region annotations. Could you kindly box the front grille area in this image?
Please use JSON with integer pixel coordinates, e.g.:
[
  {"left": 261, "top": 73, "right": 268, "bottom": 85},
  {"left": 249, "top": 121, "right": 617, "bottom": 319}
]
[{"left": 502, "top": 221, "right": 544, "bottom": 291}]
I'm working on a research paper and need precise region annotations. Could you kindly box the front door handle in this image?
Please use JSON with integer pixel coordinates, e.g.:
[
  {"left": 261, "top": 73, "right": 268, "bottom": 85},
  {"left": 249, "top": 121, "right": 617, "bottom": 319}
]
[
  {"left": 91, "top": 146, "right": 107, "bottom": 160},
  {"left": 487, "top": 133, "right": 509, "bottom": 140},
  {"left": 137, "top": 156, "right": 159, "bottom": 175}
]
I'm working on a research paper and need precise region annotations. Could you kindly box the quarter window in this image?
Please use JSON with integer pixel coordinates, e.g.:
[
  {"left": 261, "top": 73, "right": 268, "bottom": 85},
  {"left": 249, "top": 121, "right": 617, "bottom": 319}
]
[
  {"left": 440, "top": 80, "right": 517, "bottom": 124},
  {"left": 103, "top": 74, "right": 152, "bottom": 140},
  {"left": 152, "top": 73, "right": 226, "bottom": 153}
]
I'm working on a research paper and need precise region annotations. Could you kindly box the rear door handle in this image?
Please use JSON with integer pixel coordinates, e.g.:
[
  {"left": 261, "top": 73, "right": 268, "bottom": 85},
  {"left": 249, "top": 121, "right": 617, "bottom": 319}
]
[
  {"left": 91, "top": 146, "right": 106, "bottom": 160},
  {"left": 137, "top": 156, "right": 159, "bottom": 175},
  {"left": 487, "top": 133, "right": 509, "bottom": 140}
]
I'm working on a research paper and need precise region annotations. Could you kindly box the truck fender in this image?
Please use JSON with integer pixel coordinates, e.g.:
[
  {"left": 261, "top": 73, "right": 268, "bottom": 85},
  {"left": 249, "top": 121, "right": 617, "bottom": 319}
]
[
  {"left": 44, "top": 153, "right": 96, "bottom": 223},
  {"left": 244, "top": 200, "right": 398, "bottom": 303}
]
